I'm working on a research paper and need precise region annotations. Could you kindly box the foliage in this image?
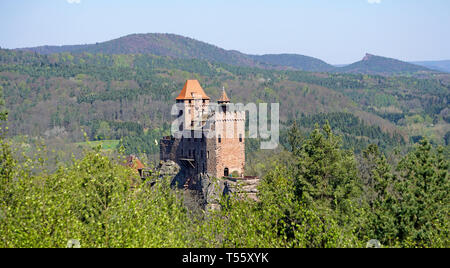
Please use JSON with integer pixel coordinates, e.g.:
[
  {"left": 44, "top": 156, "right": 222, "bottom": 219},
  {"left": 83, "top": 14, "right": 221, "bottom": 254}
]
[
  {"left": 0, "top": 47, "right": 449, "bottom": 248},
  {"left": 290, "top": 112, "right": 405, "bottom": 153},
  {"left": 0, "top": 118, "right": 448, "bottom": 247},
  {"left": 1, "top": 47, "right": 448, "bottom": 152}
]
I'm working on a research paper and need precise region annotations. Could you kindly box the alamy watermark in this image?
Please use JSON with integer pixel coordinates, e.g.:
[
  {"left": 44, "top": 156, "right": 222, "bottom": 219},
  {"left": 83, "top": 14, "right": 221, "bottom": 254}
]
[{"left": 170, "top": 102, "right": 279, "bottom": 150}]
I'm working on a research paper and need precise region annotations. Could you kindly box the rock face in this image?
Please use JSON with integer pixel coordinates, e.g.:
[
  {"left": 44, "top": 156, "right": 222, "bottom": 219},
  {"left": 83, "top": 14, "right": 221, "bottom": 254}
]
[
  {"left": 223, "top": 177, "right": 260, "bottom": 201},
  {"left": 157, "top": 160, "right": 259, "bottom": 211},
  {"left": 158, "top": 160, "right": 181, "bottom": 177},
  {"left": 154, "top": 160, "right": 183, "bottom": 186},
  {"left": 199, "top": 174, "right": 226, "bottom": 211}
]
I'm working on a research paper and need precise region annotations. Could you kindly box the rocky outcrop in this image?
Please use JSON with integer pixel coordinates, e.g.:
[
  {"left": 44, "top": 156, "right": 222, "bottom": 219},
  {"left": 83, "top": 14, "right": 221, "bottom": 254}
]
[
  {"left": 158, "top": 160, "right": 180, "bottom": 177},
  {"left": 200, "top": 174, "right": 227, "bottom": 211},
  {"left": 223, "top": 177, "right": 260, "bottom": 201},
  {"left": 156, "top": 161, "right": 259, "bottom": 211}
]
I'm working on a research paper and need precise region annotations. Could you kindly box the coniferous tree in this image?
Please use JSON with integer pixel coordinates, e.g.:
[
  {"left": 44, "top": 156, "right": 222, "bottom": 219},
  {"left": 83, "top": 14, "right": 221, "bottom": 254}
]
[
  {"left": 393, "top": 138, "right": 449, "bottom": 247},
  {"left": 359, "top": 144, "right": 399, "bottom": 245},
  {"left": 293, "top": 122, "right": 360, "bottom": 215}
]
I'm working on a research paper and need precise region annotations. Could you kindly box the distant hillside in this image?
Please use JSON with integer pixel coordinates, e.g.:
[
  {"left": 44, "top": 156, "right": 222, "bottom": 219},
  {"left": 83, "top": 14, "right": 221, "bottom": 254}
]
[
  {"left": 250, "top": 54, "right": 336, "bottom": 72},
  {"left": 1, "top": 48, "right": 449, "bottom": 151},
  {"left": 337, "top": 53, "right": 432, "bottom": 75},
  {"left": 18, "top": 33, "right": 278, "bottom": 69},
  {"left": 412, "top": 60, "right": 450, "bottom": 73},
  {"left": 18, "top": 34, "right": 438, "bottom": 75},
  {"left": 18, "top": 33, "right": 335, "bottom": 72}
]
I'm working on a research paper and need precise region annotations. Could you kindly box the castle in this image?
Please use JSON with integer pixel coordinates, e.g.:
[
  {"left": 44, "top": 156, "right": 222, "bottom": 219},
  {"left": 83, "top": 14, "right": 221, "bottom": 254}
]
[{"left": 160, "top": 80, "right": 246, "bottom": 181}]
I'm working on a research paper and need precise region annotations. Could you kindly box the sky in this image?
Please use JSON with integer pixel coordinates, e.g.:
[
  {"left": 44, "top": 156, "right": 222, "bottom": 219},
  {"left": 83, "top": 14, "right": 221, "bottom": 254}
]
[{"left": 0, "top": 0, "right": 449, "bottom": 64}]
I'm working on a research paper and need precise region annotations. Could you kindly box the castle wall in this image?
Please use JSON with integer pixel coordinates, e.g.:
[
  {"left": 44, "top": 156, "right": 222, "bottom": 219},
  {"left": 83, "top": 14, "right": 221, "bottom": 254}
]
[
  {"left": 212, "top": 106, "right": 246, "bottom": 178},
  {"left": 160, "top": 137, "right": 178, "bottom": 162},
  {"left": 206, "top": 137, "right": 217, "bottom": 178},
  {"left": 161, "top": 131, "right": 210, "bottom": 181}
]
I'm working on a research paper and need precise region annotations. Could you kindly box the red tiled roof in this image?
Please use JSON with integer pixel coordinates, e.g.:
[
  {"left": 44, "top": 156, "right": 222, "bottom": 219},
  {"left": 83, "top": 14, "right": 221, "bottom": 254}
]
[
  {"left": 176, "top": 80, "right": 210, "bottom": 100},
  {"left": 125, "top": 155, "right": 145, "bottom": 170}
]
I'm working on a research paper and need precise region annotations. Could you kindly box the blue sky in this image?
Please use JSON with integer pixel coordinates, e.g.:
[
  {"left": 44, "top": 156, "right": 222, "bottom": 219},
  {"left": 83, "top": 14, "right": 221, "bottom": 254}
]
[{"left": 0, "top": 0, "right": 449, "bottom": 64}]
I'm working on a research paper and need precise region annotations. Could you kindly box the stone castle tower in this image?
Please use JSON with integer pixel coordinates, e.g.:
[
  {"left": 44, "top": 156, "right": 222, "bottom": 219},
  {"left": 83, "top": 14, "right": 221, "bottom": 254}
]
[{"left": 160, "top": 80, "right": 245, "bottom": 181}]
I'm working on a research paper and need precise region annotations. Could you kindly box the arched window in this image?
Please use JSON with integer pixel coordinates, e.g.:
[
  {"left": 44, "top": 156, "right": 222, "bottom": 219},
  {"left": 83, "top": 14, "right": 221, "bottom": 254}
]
[
  {"left": 239, "top": 134, "right": 243, "bottom": 143},
  {"left": 218, "top": 134, "right": 222, "bottom": 143},
  {"left": 224, "top": 168, "right": 229, "bottom": 177}
]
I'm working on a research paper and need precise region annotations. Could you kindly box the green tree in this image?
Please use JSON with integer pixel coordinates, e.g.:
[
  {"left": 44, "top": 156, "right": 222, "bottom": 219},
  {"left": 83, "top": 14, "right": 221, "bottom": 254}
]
[
  {"left": 96, "top": 121, "right": 111, "bottom": 140},
  {"left": 292, "top": 122, "right": 361, "bottom": 216},
  {"left": 359, "top": 144, "right": 399, "bottom": 245},
  {"left": 393, "top": 138, "right": 449, "bottom": 247},
  {"left": 287, "top": 120, "right": 303, "bottom": 156},
  {"left": 0, "top": 86, "right": 7, "bottom": 122},
  {"left": 258, "top": 165, "right": 360, "bottom": 247}
]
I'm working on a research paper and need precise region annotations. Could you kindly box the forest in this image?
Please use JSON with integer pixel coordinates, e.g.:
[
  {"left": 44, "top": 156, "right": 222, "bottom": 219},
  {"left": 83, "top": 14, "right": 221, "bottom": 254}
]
[
  {"left": 1, "top": 96, "right": 448, "bottom": 247},
  {"left": 0, "top": 49, "right": 448, "bottom": 160},
  {"left": 0, "top": 48, "right": 449, "bottom": 247}
]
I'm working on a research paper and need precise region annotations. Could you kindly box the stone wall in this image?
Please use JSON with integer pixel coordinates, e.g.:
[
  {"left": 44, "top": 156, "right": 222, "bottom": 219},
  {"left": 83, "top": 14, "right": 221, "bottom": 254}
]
[
  {"left": 213, "top": 107, "right": 246, "bottom": 178},
  {"left": 160, "top": 136, "right": 178, "bottom": 162}
]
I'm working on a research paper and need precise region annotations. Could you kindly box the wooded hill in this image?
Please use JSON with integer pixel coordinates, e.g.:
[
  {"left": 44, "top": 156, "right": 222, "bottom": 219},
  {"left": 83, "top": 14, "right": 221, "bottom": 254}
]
[
  {"left": 0, "top": 45, "right": 449, "bottom": 159},
  {"left": 18, "top": 33, "right": 440, "bottom": 75}
]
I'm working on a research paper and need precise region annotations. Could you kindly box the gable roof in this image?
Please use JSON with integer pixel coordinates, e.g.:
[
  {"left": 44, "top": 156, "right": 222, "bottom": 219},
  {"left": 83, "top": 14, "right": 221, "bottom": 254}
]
[{"left": 176, "top": 80, "right": 210, "bottom": 100}]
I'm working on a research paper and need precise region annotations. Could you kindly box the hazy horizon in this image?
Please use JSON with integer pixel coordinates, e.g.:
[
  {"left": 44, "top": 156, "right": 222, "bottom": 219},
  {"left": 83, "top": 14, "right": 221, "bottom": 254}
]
[{"left": 1, "top": 0, "right": 449, "bottom": 64}]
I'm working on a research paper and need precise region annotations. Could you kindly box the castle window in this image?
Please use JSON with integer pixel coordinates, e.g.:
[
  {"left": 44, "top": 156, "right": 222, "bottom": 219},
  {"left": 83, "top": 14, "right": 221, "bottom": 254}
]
[
  {"left": 224, "top": 168, "right": 229, "bottom": 177},
  {"left": 222, "top": 105, "right": 227, "bottom": 113},
  {"left": 239, "top": 134, "right": 243, "bottom": 143},
  {"left": 207, "top": 151, "right": 209, "bottom": 159},
  {"left": 218, "top": 134, "right": 222, "bottom": 143},
  {"left": 191, "top": 121, "right": 194, "bottom": 127}
]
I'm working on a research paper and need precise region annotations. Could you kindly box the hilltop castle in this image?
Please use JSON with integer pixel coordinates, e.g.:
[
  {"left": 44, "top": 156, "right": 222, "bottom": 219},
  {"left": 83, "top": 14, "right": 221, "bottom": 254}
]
[{"left": 160, "top": 80, "right": 246, "bottom": 181}]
